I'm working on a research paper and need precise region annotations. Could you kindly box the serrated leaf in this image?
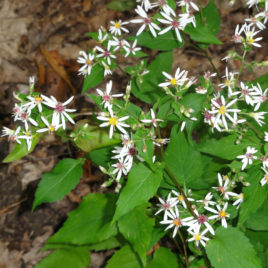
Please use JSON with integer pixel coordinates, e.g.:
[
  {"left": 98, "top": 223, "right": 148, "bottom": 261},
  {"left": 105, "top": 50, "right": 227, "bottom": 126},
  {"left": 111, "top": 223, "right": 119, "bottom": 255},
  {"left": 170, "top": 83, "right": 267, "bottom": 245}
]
[
  {"left": 118, "top": 203, "right": 154, "bottom": 266},
  {"left": 33, "top": 158, "right": 84, "bottom": 210},
  {"left": 3, "top": 134, "right": 41, "bottom": 163},
  {"left": 88, "top": 145, "right": 115, "bottom": 168},
  {"left": 82, "top": 64, "right": 104, "bottom": 94},
  {"left": 113, "top": 163, "right": 163, "bottom": 222},
  {"left": 131, "top": 51, "right": 172, "bottom": 104},
  {"left": 133, "top": 30, "right": 184, "bottom": 51},
  {"left": 165, "top": 131, "right": 209, "bottom": 189},
  {"left": 106, "top": 245, "right": 141, "bottom": 268},
  {"left": 35, "top": 247, "right": 90, "bottom": 268},
  {"left": 238, "top": 166, "right": 267, "bottom": 226},
  {"left": 46, "top": 193, "right": 117, "bottom": 246},
  {"left": 206, "top": 226, "right": 262, "bottom": 268},
  {"left": 146, "top": 247, "right": 179, "bottom": 268}
]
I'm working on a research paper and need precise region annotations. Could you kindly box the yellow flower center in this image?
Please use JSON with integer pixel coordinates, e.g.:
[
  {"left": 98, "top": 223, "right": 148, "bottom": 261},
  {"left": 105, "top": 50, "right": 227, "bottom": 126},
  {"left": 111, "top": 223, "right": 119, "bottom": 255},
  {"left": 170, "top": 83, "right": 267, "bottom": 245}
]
[
  {"left": 219, "top": 210, "right": 226, "bottom": 218},
  {"left": 35, "top": 96, "right": 43, "bottom": 103},
  {"left": 223, "top": 175, "right": 228, "bottom": 180},
  {"left": 219, "top": 106, "right": 226, "bottom": 115},
  {"left": 173, "top": 218, "right": 181, "bottom": 226},
  {"left": 178, "top": 195, "right": 184, "bottom": 201},
  {"left": 265, "top": 174, "right": 268, "bottom": 181},
  {"left": 194, "top": 234, "right": 201, "bottom": 241},
  {"left": 240, "top": 193, "right": 244, "bottom": 199},
  {"left": 105, "top": 65, "right": 110, "bottom": 70},
  {"left": 86, "top": 59, "right": 92, "bottom": 65},
  {"left": 225, "top": 80, "right": 231, "bottom": 86},
  {"left": 49, "top": 125, "right": 55, "bottom": 132},
  {"left": 248, "top": 38, "right": 254, "bottom": 44},
  {"left": 115, "top": 22, "right": 121, "bottom": 29},
  {"left": 25, "top": 131, "right": 31, "bottom": 136},
  {"left": 170, "top": 78, "right": 177, "bottom": 85},
  {"left": 109, "top": 117, "right": 118, "bottom": 126}
]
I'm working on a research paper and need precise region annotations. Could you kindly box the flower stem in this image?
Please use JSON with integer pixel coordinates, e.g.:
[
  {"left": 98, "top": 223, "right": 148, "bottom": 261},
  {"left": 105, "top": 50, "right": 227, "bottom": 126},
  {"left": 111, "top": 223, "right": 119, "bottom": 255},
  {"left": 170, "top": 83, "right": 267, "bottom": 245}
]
[
  {"left": 235, "top": 50, "right": 247, "bottom": 86},
  {"left": 178, "top": 229, "right": 189, "bottom": 267}
]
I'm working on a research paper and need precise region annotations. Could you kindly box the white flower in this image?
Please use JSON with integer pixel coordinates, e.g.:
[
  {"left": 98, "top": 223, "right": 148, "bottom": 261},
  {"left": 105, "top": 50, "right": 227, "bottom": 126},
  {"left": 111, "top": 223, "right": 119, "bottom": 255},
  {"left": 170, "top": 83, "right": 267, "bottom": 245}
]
[
  {"left": 96, "top": 43, "right": 116, "bottom": 65},
  {"left": 245, "top": 16, "right": 266, "bottom": 30},
  {"left": 102, "top": 61, "right": 112, "bottom": 76},
  {"left": 20, "top": 130, "right": 33, "bottom": 151},
  {"left": 2, "top": 126, "right": 22, "bottom": 144},
  {"left": 109, "top": 20, "right": 129, "bottom": 36},
  {"left": 155, "top": 193, "right": 177, "bottom": 220},
  {"left": 260, "top": 167, "right": 268, "bottom": 186},
  {"left": 96, "top": 81, "right": 123, "bottom": 112},
  {"left": 261, "top": 156, "right": 268, "bottom": 169},
  {"left": 137, "top": 0, "right": 152, "bottom": 11},
  {"left": 232, "top": 193, "right": 244, "bottom": 209},
  {"left": 14, "top": 109, "right": 38, "bottom": 131},
  {"left": 42, "top": 95, "right": 76, "bottom": 129},
  {"left": 97, "top": 110, "right": 129, "bottom": 138},
  {"left": 256, "top": 1, "right": 268, "bottom": 24},
  {"left": 160, "top": 206, "right": 193, "bottom": 238},
  {"left": 172, "top": 190, "right": 194, "bottom": 209},
  {"left": 239, "top": 82, "right": 255, "bottom": 106},
  {"left": 244, "top": 25, "right": 263, "bottom": 47},
  {"left": 36, "top": 116, "right": 62, "bottom": 133},
  {"left": 77, "top": 51, "right": 95, "bottom": 76},
  {"left": 210, "top": 96, "right": 240, "bottom": 131},
  {"left": 249, "top": 111, "right": 267, "bottom": 126},
  {"left": 204, "top": 71, "right": 216, "bottom": 80},
  {"left": 218, "top": 67, "right": 238, "bottom": 96},
  {"left": 188, "top": 210, "right": 215, "bottom": 235},
  {"left": 246, "top": 0, "right": 259, "bottom": 8},
  {"left": 196, "top": 192, "right": 216, "bottom": 207},
  {"left": 196, "top": 86, "right": 207, "bottom": 94},
  {"left": 212, "top": 173, "right": 237, "bottom": 200},
  {"left": 265, "top": 132, "right": 268, "bottom": 142},
  {"left": 97, "top": 28, "right": 108, "bottom": 44},
  {"left": 252, "top": 83, "right": 267, "bottom": 111},
  {"left": 151, "top": 0, "right": 174, "bottom": 14},
  {"left": 205, "top": 202, "right": 230, "bottom": 228},
  {"left": 109, "top": 36, "right": 130, "bottom": 51},
  {"left": 158, "top": 6, "right": 184, "bottom": 42},
  {"left": 112, "top": 158, "right": 129, "bottom": 181},
  {"left": 22, "top": 95, "right": 44, "bottom": 113},
  {"left": 131, "top": 5, "right": 161, "bottom": 37},
  {"left": 158, "top": 67, "right": 188, "bottom": 87},
  {"left": 237, "top": 146, "right": 258, "bottom": 170},
  {"left": 179, "top": 12, "right": 196, "bottom": 28},
  {"left": 232, "top": 24, "right": 245, "bottom": 43},
  {"left": 124, "top": 39, "right": 141, "bottom": 57},
  {"left": 232, "top": 112, "right": 246, "bottom": 126},
  {"left": 188, "top": 226, "right": 210, "bottom": 247},
  {"left": 141, "top": 109, "right": 163, "bottom": 127},
  {"left": 178, "top": 0, "right": 199, "bottom": 12}
]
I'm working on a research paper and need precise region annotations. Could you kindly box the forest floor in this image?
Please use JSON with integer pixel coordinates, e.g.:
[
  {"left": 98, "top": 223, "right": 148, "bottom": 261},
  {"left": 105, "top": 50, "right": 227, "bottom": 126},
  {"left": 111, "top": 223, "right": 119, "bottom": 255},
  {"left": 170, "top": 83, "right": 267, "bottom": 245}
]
[{"left": 0, "top": 0, "right": 267, "bottom": 267}]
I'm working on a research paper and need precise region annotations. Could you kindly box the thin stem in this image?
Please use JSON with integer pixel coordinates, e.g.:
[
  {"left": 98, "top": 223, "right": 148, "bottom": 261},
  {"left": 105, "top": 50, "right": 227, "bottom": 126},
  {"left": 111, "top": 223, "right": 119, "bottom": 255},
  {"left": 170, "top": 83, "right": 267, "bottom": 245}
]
[
  {"left": 172, "top": 238, "right": 185, "bottom": 261},
  {"left": 178, "top": 229, "right": 189, "bottom": 267},
  {"left": 235, "top": 50, "right": 247, "bottom": 86},
  {"left": 202, "top": 248, "right": 211, "bottom": 268}
]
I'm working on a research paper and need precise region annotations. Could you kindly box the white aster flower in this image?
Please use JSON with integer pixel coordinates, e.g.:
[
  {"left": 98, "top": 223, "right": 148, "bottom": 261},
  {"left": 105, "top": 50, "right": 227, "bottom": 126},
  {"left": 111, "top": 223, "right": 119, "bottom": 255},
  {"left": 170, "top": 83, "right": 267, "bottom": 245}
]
[
  {"left": 137, "top": 0, "right": 152, "bottom": 11},
  {"left": 260, "top": 167, "right": 268, "bottom": 186},
  {"left": 245, "top": 16, "right": 266, "bottom": 30},
  {"left": 158, "top": 6, "right": 184, "bottom": 42},
  {"left": 218, "top": 67, "right": 238, "bottom": 96},
  {"left": 155, "top": 193, "right": 177, "bottom": 220},
  {"left": 97, "top": 28, "right": 108, "bottom": 44},
  {"left": 172, "top": 190, "right": 194, "bottom": 209},
  {"left": 112, "top": 158, "right": 129, "bottom": 181},
  {"left": 196, "top": 86, "right": 207, "bottom": 94},
  {"left": 42, "top": 95, "right": 75, "bottom": 129},
  {"left": 109, "top": 20, "right": 129, "bottom": 36},
  {"left": 252, "top": 83, "right": 267, "bottom": 111},
  {"left": 101, "top": 61, "right": 112, "bottom": 76},
  {"left": 210, "top": 96, "right": 240, "bottom": 131},
  {"left": 108, "top": 36, "right": 130, "bottom": 51},
  {"left": 160, "top": 206, "right": 193, "bottom": 238},
  {"left": 131, "top": 5, "right": 161, "bottom": 37},
  {"left": 196, "top": 192, "right": 216, "bottom": 207},
  {"left": 96, "top": 43, "right": 116, "bottom": 65},
  {"left": 237, "top": 146, "right": 258, "bottom": 170},
  {"left": 22, "top": 95, "right": 44, "bottom": 113},
  {"left": 124, "top": 39, "right": 141, "bottom": 57},
  {"left": 249, "top": 111, "right": 267, "bottom": 126},
  {"left": 20, "top": 130, "right": 34, "bottom": 151},
  {"left": 2, "top": 126, "right": 22, "bottom": 144},
  {"left": 232, "top": 193, "right": 244, "bottom": 209},
  {"left": 14, "top": 109, "right": 38, "bottom": 131},
  {"left": 204, "top": 71, "right": 217, "bottom": 80},
  {"left": 206, "top": 202, "right": 230, "bottom": 228},
  {"left": 256, "top": 1, "right": 268, "bottom": 24},
  {"left": 159, "top": 67, "right": 188, "bottom": 87},
  {"left": 96, "top": 80, "right": 123, "bottom": 112},
  {"left": 36, "top": 116, "right": 62, "bottom": 133},
  {"left": 188, "top": 226, "right": 210, "bottom": 247},
  {"left": 77, "top": 51, "right": 95, "bottom": 76},
  {"left": 246, "top": 0, "right": 259, "bottom": 8},
  {"left": 97, "top": 110, "right": 130, "bottom": 138},
  {"left": 261, "top": 156, "right": 268, "bottom": 169},
  {"left": 232, "top": 112, "right": 246, "bottom": 126},
  {"left": 265, "top": 132, "right": 268, "bottom": 142},
  {"left": 232, "top": 24, "right": 245, "bottom": 43},
  {"left": 178, "top": 0, "right": 199, "bottom": 12},
  {"left": 244, "top": 25, "right": 263, "bottom": 47},
  {"left": 141, "top": 109, "right": 163, "bottom": 127},
  {"left": 179, "top": 12, "right": 196, "bottom": 28},
  {"left": 239, "top": 82, "right": 255, "bottom": 106},
  {"left": 151, "top": 0, "right": 174, "bottom": 14}
]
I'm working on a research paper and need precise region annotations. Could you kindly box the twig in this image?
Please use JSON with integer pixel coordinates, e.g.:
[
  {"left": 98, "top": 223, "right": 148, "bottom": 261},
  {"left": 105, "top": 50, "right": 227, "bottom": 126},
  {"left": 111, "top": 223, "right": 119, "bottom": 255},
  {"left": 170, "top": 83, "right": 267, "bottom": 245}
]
[
  {"left": 0, "top": 198, "right": 27, "bottom": 214},
  {"left": 178, "top": 229, "right": 189, "bottom": 267}
]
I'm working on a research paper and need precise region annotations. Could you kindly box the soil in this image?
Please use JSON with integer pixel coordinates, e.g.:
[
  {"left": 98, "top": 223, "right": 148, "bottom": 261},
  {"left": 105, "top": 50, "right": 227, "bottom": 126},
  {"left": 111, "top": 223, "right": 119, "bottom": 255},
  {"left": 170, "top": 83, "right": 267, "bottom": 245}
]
[{"left": 0, "top": 0, "right": 267, "bottom": 267}]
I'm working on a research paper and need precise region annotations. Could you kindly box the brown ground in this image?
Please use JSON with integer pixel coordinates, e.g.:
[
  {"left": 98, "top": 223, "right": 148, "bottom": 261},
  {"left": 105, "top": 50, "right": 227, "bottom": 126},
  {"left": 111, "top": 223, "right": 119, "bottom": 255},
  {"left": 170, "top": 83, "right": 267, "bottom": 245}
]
[{"left": 0, "top": 0, "right": 267, "bottom": 267}]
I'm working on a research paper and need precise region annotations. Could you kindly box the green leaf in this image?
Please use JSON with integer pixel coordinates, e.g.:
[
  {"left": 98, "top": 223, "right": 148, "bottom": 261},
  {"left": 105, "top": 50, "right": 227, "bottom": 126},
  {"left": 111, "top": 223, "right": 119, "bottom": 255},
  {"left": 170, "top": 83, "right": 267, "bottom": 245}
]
[
  {"left": 3, "top": 134, "right": 41, "bottom": 163},
  {"left": 108, "top": 0, "right": 136, "bottom": 11},
  {"left": 197, "top": 134, "right": 259, "bottom": 160},
  {"left": 35, "top": 247, "right": 90, "bottom": 268},
  {"left": 251, "top": 72, "right": 268, "bottom": 88},
  {"left": 206, "top": 226, "right": 262, "bottom": 268},
  {"left": 88, "top": 145, "right": 115, "bottom": 168},
  {"left": 106, "top": 245, "right": 141, "bottom": 268},
  {"left": 131, "top": 51, "right": 173, "bottom": 104},
  {"left": 45, "top": 193, "right": 117, "bottom": 246},
  {"left": 134, "top": 30, "right": 184, "bottom": 51},
  {"left": 238, "top": 166, "right": 267, "bottom": 226},
  {"left": 82, "top": 64, "right": 104, "bottom": 94},
  {"left": 165, "top": 130, "right": 209, "bottom": 189},
  {"left": 245, "top": 199, "right": 268, "bottom": 231},
  {"left": 113, "top": 163, "right": 163, "bottom": 221},
  {"left": 33, "top": 158, "right": 84, "bottom": 210},
  {"left": 72, "top": 122, "right": 120, "bottom": 152},
  {"left": 118, "top": 203, "right": 154, "bottom": 266},
  {"left": 146, "top": 247, "right": 179, "bottom": 268}
]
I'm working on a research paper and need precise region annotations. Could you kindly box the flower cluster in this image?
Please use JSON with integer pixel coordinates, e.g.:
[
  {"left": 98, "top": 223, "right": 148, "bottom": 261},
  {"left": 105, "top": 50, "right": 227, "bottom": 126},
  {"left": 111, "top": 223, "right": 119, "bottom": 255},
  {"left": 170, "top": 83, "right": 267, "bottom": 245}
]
[{"left": 1, "top": 78, "right": 75, "bottom": 151}]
